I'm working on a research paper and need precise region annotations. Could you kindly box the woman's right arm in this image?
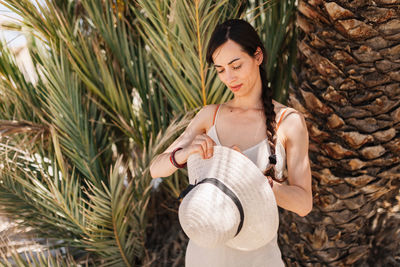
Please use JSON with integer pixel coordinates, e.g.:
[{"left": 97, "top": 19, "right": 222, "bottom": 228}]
[{"left": 149, "top": 105, "right": 217, "bottom": 178}]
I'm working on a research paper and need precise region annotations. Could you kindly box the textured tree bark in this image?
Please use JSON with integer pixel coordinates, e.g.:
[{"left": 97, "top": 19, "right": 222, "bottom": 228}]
[{"left": 280, "top": 0, "right": 400, "bottom": 266}]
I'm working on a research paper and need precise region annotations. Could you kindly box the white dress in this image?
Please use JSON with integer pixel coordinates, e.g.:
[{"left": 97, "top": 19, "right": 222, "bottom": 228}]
[{"left": 184, "top": 105, "right": 287, "bottom": 267}]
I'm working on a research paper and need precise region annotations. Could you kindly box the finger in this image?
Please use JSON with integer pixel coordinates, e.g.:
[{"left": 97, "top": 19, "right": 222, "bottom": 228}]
[
  {"left": 205, "top": 136, "right": 215, "bottom": 158},
  {"left": 231, "top": 145, "right": 241, "bottom": 153},
  {"left": 200, "top": 136, "right": 209, "bottom": 159},
  {"left": 193, "top": 144, "right": 206, "bottom": 159},
  {"left": 194, "top": 134, "right": 213, "bottom": 159}
]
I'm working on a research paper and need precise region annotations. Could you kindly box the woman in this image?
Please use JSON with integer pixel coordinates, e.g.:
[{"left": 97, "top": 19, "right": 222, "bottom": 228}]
[{"left": 150, "top": 19, "right": 312, "bottom": 266}]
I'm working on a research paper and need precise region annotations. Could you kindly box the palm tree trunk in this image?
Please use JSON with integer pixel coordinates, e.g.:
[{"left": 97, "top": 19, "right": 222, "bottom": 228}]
[{"left": 281, "top": 0, "right": 400, "bottom": 266}]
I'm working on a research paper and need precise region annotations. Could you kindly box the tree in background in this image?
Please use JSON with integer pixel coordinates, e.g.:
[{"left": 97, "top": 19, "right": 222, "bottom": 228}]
[{"left": 282, "top": 0, "right": 400, "bottom": 266}]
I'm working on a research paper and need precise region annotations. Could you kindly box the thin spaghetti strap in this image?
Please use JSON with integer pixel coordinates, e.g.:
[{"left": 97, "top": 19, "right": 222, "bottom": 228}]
[
  {"left": 212, "top": 104, "right": 221, "bottom": 126},
  {"left": 276, "top": 108, "right": 289, "bottom": 130}
]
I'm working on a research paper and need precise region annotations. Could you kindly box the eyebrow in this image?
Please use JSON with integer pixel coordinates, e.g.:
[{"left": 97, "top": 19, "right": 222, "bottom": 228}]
[{"left": 214, "top": 58, "right": 240, "bottom": 68}]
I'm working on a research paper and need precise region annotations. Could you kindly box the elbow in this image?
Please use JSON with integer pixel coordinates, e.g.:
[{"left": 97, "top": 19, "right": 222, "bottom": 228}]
[
  {"left": 149, "top": 161, "right": 159, "bottom": 179},
  {"left": 149, "top": 154, "right": 164, "bottom": 179},
  {"left": 150, "top": 168, "right": 163, "bottom": 179},
  {"left": 150, "top": 166, "right": 162, "bottom": 179},
  {"left": 296, "top": 186, "right": 313, "bottom": 217},
  {"left": 150, "top": 168, "right": 156, "bottom": 179},
  {"left": 297, "top": 200, "right": 313, "bottom": 217}
]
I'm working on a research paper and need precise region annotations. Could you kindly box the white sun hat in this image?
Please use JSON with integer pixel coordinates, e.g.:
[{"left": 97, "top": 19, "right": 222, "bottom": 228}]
[{"left": 178, "top": 145, "right": 279, "bottom": 251}]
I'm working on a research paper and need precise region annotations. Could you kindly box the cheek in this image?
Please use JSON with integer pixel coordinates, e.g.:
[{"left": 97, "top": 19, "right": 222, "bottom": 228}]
[
  {"left": 245, "top": 64, "right": 259, "bottom": 81},
  {"left": 238, "top": 67, "right": 253, "bottom": 83},
  {"left": 217, "top": 73, "right": 229, "bottom": 85}
]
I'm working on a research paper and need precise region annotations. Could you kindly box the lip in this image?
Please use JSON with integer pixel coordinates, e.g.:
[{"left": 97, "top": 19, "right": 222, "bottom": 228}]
[{"left": 230, "top": 84, "right": 242, "bottom": 92}]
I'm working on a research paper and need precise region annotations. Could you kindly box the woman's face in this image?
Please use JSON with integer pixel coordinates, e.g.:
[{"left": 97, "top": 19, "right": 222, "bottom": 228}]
[{"left": 212, "top": 39, "right": 262, "bottom": 96}]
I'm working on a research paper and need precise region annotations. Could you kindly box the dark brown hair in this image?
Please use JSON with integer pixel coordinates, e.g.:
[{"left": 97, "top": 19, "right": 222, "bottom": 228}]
[{"left": 206, "top": 19, "right": 286, "bottom": 182}]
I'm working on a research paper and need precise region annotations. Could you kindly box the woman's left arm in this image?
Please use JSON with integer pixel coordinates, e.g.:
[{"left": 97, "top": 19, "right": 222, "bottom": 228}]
[{"left": 272, "top": 111, "right": 313, "bottom": 217}]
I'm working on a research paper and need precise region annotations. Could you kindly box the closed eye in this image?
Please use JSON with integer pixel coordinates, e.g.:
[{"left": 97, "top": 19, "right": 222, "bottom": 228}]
[{"left": 217, "top": 65, "right": 242, "bottom": 73}]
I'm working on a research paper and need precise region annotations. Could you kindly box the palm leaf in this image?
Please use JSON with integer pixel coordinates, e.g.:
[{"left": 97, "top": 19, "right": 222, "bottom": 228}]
[
  {"left": 0, "top": 140, "right": 86, "bottom": 239},
  {"left": 82, "top": 156, "right": 151, "bottom": 266},
  {"left": 249, "top": 0, "right": 297, "bottom": 103},
  {"left": 0, "top": 0, "right": 82, "bottom": 46},
  {"left": 0, "top": 236, "right": 84, "bottom": 267},
  {"left": 0, "top": 40, "right": 43, "bottom": 122},
  {"left": 132, "top": 0, "right": 248, "bottom": 112},
  {"left": 32, "top": 41, "right": 109, "bottom": 187}
]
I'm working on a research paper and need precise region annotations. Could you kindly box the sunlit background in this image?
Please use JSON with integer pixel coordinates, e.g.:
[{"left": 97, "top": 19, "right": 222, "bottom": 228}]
[{"left": 0, "top": 3, "right": 26, "bottom": 47}]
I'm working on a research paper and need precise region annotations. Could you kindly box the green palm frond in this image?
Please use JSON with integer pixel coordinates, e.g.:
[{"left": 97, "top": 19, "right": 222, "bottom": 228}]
[
  {"left": 32, "top": 41, "right": 109, "bottom": 186},
  {"left": 0, "top": 141, "right": 86, "bottom": 239},
  {"left": 132, "top": 0, "right": 247, "bottom": 111},
  {"left": 77, "top": 0, "right": 174, "bottom": 150},
  {"left": 0, "top": 237, "right": 84, "bottom": 267},
  {"left": 83, "top": 156, "right": 150, "bottom": 266},
  {"left": 48, "top": 0, "right": 164, "bottom": 149},
  {"left": 249, "top": 0, "right": 297, "bottom": 103},
  {"left": 0, "top": 0, "right": 82, "bottom": 45},
  {"left": 0, "top": 41, "right": 43, "bottom": 122}
]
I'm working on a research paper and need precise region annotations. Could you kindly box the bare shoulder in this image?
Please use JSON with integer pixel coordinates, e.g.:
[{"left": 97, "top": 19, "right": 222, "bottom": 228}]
[
  {"left": 273, "top": 101, "right": 299, "bottom": 121},
  {"left": 279, "top": 107, "right": 308, "bottom": 144},
  {"left": 190, "top": 104, "right": 220, "bottom": 133},
  {"left": 162, "top": 104, "right": 219, "bottom": 154}
]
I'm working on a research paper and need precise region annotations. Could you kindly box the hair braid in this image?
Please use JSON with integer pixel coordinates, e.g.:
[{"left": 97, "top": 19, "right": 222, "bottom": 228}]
[{"left": 259, "top": 65, "right": 277, "bottom": 179}]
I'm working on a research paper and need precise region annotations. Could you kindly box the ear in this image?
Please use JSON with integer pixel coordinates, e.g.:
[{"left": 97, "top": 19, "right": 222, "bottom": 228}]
[{"left": 254, "top": 47, "right": 263, "bottom": 65}]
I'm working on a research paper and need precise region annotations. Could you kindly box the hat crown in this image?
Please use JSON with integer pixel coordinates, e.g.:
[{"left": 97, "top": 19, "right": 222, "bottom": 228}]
[{"left": 179, "top": 183, "right": 240, "bottom": 247}]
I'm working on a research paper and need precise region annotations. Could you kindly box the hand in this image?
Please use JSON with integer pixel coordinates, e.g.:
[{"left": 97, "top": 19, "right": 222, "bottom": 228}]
[{"left": 186, "top": 133, "right": 217, "bottom": 159}]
